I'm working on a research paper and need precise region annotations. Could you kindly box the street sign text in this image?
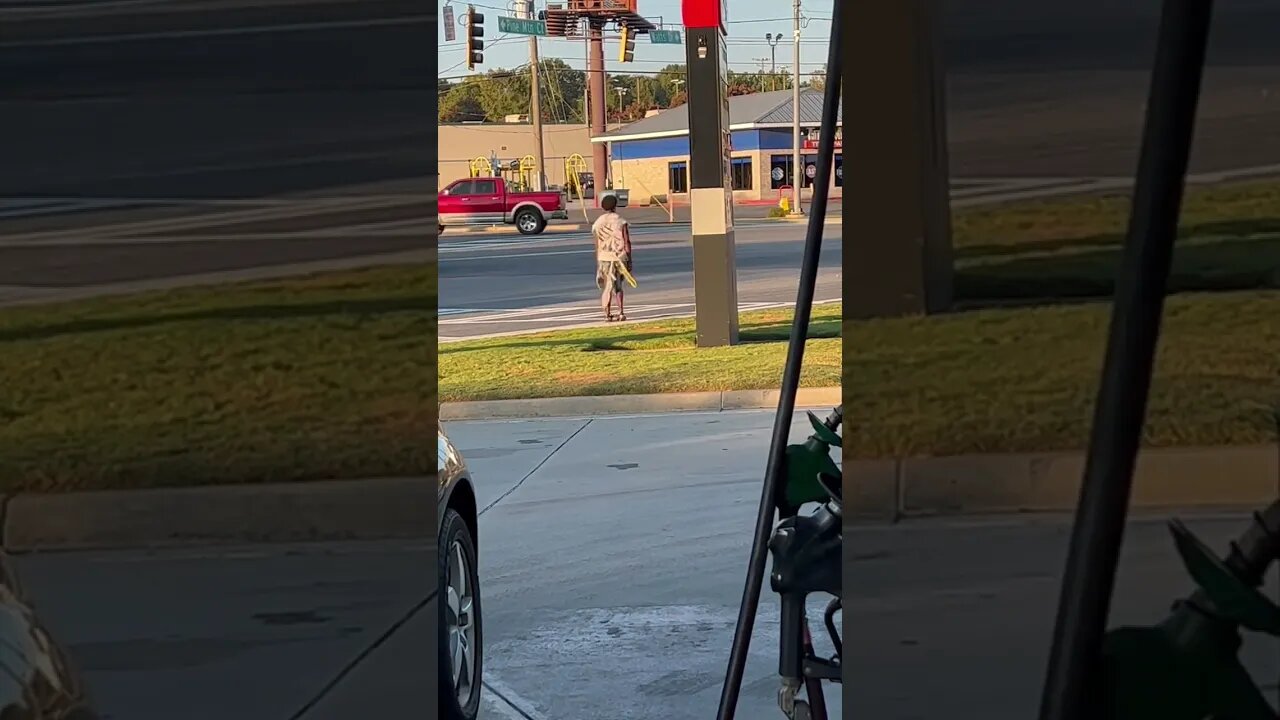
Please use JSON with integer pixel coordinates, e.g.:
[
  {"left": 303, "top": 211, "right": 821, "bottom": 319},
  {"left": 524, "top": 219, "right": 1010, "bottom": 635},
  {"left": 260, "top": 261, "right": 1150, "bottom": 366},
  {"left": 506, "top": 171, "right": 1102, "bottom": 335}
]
[{"left": 497, "top": 16, "right": 547, "bottom": 35}]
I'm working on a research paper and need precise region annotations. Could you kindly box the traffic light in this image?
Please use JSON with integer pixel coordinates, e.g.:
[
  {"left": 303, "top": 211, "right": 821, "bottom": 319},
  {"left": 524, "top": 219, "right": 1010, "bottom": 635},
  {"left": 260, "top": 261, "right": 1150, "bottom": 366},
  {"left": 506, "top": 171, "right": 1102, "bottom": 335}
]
[
  {"left": 542, "top": 8, "right": 567, "bottom": 37},
  {"left": 465, "top": 5, "right": 485, "bottom": 70},
  {"left": 618, "top": 24, "right": 635, "bottom": 63}
]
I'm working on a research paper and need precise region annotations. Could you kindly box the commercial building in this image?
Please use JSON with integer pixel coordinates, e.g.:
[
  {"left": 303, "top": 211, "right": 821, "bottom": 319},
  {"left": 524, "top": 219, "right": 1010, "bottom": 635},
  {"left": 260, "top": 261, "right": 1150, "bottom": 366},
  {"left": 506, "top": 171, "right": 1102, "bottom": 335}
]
[
  {"left": 592, "top": 88, "right": 842, "bottom": 206},
  {"left": 437, "top": 122, "right": 622, "bottom": 189}
]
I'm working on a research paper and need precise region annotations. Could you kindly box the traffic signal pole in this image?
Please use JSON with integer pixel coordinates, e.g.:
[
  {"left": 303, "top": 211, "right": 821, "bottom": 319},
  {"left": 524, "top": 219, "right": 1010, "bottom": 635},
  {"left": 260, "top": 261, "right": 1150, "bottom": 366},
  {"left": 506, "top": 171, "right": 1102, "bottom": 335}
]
[
  {"left": 588, "top": 19, "right": 608, "bottom": 205},
  {"left": 683, "top": 0, "right": 738, "bottom": 347}
]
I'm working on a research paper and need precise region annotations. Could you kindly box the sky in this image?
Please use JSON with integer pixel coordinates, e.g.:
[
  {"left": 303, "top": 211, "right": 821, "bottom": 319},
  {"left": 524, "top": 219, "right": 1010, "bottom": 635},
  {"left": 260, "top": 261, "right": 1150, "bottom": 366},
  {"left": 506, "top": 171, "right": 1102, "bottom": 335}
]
[{"left": 437, "top": 0, "right": 834, "bottom": 81}]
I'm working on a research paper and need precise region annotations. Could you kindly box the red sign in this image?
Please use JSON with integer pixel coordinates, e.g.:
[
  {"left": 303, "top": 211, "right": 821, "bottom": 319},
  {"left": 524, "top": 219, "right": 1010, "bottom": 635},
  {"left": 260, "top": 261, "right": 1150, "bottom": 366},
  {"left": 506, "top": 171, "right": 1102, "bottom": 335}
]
[
  {"left": 682, "top": 0, "right": 726, "bottom": 33},
  {"left": 801, "top": 126, "right": 842, "bottom": 150}
]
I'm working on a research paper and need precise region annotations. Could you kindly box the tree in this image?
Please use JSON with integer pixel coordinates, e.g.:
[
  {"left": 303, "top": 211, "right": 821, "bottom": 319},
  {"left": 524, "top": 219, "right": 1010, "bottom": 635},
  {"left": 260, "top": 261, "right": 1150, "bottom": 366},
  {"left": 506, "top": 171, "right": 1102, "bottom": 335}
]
[
  {"left": 439, "top": 82, "right": 484, "bottom": 122},
  {"left": 656, "top": 63, "right": 687, "bottom": 103},
  {"left": 538, "top": 58, "right": 586, "bottom": 123}
]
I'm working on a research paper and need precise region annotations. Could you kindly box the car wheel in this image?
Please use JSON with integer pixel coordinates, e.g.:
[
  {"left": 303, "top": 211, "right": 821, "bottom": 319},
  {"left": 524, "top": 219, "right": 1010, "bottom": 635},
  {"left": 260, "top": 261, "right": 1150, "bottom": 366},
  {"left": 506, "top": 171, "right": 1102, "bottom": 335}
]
[
  {"left": 439, "top": 508, "right": 483, "bottom": 720},
  {"left": 514, "top": 208, "right": 546, "bottom": 235}
]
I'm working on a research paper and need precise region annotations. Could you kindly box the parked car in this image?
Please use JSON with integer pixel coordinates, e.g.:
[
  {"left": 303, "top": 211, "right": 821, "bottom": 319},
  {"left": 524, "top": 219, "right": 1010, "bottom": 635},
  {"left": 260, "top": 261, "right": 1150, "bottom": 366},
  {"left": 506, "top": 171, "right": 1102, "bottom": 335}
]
[
  {"left": 438, "top": 176, "right": 568, "bottom": 235},
  {"left": 438, "top": 425, "right": 483, "bottom": 720},
  {"left": 0, "top": 553, "right": 97, "bottom": 718}
]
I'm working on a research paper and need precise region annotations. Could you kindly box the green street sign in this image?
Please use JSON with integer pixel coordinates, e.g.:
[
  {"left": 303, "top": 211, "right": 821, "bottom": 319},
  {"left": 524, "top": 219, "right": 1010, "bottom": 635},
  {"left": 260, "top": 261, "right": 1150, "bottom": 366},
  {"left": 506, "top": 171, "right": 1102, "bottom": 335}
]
[
  {"left": 649, "top": 29, "right": 682, "bottom": 44},
  {"left": 497, "top": 16, "right": 546, "bottom": 36}
]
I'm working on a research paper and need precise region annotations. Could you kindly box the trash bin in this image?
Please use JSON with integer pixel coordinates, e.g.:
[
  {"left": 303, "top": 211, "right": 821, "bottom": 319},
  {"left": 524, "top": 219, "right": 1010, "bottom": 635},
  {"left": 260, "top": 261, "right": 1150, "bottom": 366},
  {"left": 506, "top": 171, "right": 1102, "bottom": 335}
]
[{"left": 599, "top": 189, "right": 629, "bottom": 208}]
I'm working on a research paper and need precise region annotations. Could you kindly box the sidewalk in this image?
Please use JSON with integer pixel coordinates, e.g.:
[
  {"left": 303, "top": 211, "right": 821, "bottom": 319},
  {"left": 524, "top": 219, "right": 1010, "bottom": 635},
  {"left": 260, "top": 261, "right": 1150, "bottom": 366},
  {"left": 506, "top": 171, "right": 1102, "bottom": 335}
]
[
  {"left": 452, "top": 407, "right": 843, "bottom": 720},
  {"left": 444, "top": 405, "right": 1278, "bottom": 520}
]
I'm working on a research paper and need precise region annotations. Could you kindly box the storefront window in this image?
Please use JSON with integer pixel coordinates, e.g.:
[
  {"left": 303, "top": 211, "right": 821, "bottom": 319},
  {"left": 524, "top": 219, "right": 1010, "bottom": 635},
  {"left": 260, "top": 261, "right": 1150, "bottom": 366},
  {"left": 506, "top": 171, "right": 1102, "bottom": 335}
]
[
  {"left": 668, "top": 161, "right": 688, "bottom": 194},
  {"left": 769, "top": 155, "right": 793, "bottom": 189},
  {"left": 731, "top": 157, "right": 753, "bottom": 190},
  {"left": 801, "top": 156, "right": 817, "bottom": 188}
]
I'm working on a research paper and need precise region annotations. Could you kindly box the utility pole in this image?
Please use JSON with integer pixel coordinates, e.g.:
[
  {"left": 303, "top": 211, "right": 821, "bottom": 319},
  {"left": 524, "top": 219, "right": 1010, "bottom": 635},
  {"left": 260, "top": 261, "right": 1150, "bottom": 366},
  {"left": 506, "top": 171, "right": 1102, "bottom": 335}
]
[
  {"left": 790, "top": 0, "right": 802, "bottom": 215},
  {"left": 587, "top": 18, "right": 607, "bottom": 199},
  {"left": 524, "top": 0, "right": 546, "bottom": 190}
]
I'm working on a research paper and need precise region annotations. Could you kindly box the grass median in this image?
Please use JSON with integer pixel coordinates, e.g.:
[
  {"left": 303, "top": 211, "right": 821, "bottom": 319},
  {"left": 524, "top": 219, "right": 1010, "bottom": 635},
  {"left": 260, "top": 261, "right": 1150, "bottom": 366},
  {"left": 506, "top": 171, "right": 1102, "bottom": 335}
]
[
  {"left": 841, "top": 178, "right": 1280, "bottom": 457},
  {"left": 0, "top": 263, "right": 436, "bottom": 494},
  {"left": 843, "top": 289, "right": 1280, "bottom": 458},
  {"left": 953, "top": 178, "right": 1280, "bottom": 300},
  {"left": 439, "top": 303, "right": 842, "bottom": 402}
]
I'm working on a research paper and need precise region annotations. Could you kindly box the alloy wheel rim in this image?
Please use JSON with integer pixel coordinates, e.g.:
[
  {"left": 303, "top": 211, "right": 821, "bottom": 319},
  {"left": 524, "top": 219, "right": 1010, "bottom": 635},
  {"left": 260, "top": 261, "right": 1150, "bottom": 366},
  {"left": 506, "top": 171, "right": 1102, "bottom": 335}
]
[{"left": 446, "top": 538, "right": 477, "bottom": 705}]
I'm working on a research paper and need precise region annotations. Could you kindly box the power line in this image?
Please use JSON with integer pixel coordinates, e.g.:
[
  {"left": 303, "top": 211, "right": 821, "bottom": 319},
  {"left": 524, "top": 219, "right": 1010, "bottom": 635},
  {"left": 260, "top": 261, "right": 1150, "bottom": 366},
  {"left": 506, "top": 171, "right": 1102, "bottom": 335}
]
[{"left": 437, "top": 61, "right": 827, "bottom": 85}]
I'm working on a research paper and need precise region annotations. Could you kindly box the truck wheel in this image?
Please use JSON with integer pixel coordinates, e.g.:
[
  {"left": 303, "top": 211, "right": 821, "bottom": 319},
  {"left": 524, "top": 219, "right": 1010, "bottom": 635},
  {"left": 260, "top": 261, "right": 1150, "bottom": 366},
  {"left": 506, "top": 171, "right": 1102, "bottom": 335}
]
[{"left": 514, "top": 208, "right": 546, "bottom": 235}]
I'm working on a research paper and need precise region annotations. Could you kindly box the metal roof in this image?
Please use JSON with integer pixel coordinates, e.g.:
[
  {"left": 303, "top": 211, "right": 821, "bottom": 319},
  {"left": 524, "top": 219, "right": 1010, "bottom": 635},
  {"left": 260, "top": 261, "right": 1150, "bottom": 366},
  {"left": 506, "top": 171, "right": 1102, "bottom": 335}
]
[{"left": 592, "top": 88, "right": 842, "bottom": 143}]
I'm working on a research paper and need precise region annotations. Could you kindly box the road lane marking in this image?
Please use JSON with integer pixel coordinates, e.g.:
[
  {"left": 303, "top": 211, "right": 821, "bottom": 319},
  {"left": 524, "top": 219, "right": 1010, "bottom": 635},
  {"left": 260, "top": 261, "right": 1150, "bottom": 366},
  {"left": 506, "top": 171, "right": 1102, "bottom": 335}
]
[
  {"left": 438, "top": 298, "right": 841, "bottom": 341},
  {"left": 1, "top": 194, "right": 427, "bottom": 243}
]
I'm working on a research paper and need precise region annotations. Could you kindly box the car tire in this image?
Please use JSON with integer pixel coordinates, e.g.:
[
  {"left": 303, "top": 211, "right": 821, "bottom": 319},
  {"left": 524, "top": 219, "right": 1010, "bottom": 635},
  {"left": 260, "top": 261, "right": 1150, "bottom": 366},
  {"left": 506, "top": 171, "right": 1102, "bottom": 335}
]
[
  {"left": 439, "top": 508, "right": 483, "bottom": 720},
  {"left": 514, "top": 208, "right": 546, "bottom": 235}
]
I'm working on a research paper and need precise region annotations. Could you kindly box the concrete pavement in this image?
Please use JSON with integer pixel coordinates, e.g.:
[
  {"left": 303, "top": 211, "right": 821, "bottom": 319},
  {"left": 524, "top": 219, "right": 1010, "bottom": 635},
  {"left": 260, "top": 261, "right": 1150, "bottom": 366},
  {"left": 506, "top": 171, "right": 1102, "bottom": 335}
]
[
  {"left": 14, "top": 539, "right": 432, "bottom": 720},
  {"left": 7, "top": 409, "right": 1276, "bottom": 719},
  {"left": 445, "top": 408, "right": 842, "bottom": 720},
  {"left": 3, "top": 408, "right": 843, "bottom": 720},
  {"left": 845, "top": 510, "right": 1280, "bottom": 718}
]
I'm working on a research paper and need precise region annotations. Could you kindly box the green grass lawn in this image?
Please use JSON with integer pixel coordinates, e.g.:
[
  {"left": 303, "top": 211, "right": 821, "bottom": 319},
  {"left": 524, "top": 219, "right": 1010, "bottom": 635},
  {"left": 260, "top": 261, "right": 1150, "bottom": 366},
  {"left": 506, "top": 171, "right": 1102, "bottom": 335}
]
[
  {"left": 439, "top": 303, "right": 841, "bottom": 402},
  {"left": 834, "top": 180, "right": 1280, "bottom": 457},
  {"left": 843, "top": 289, "right": 1280, "bottom": 458},
  {"left": 0, "top": 263, "right": 436, "bottom": 493},
  {"left": 3, "top": 179, "right": 1278, "bottom": 492},
  {"left": 953, "top": 179, "right": 1280, "bottom": 300}
]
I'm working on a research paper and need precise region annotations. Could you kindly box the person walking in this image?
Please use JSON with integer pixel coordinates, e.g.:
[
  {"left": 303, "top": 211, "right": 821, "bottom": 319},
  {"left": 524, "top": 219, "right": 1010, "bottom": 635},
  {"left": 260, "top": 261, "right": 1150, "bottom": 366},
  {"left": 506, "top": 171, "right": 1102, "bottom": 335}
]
[{"left": 592, "top": 194, "right": 634, "bottom": 322}]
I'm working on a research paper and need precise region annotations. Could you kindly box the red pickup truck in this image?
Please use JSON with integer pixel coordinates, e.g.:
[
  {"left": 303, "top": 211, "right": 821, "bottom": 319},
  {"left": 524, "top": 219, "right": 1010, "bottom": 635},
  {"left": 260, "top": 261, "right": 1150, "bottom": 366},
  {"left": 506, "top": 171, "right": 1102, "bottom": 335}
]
[{"left": 438, "top": 177, "right": 568, "bottom": 235}]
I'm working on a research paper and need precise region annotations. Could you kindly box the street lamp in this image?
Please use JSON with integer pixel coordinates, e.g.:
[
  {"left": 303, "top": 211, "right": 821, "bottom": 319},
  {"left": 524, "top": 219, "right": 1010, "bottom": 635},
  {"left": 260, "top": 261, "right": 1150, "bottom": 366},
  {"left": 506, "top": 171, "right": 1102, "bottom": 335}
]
[
  {"left": 764, "top": 32, "right": 780, "bottom": 91},
  {"left": 614, "top": 86, "right": 629, "bottom": 119}
]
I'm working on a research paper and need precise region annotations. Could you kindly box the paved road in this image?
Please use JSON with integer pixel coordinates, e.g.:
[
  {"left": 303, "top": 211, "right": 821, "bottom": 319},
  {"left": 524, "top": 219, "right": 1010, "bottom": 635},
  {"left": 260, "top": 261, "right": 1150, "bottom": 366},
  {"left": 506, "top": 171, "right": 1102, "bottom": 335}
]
[
  {"left": 446, "top": 409, "right": 843, "bottom": 720},
  {"left": 3, "top": 1, "right": 1279, "bottom": 302},
  {"left": 941, "top": 0, "right": 1280, "bottom": 177},
  {"left": 439, "top": 221, "right": 842, "bottom": 339},
  {"left": 0, "top": 0, "right": 433, "bottom": 301},
  {"left": 846, "top": 510, "right": 1280, "bottom": 717}
]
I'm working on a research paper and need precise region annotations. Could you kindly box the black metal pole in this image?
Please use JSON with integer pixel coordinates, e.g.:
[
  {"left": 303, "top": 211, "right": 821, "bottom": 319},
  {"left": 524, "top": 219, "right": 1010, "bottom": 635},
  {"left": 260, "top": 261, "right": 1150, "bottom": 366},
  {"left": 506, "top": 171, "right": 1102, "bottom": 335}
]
[
  {"left": 1037, "top": 2, "right": 1213, "bottom": 719},
  {"left": 715, "top": 2, "right": 843, "bottom": 717}
]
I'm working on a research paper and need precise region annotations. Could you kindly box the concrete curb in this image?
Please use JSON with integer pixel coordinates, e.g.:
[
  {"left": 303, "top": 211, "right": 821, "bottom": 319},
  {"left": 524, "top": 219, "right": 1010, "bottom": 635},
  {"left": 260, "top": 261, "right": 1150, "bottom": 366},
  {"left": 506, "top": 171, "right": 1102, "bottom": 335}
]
[
  {"left": 2, "top": 477, "right": 430, "bottom": 552},
  {"left": 440, "top": 386, "right": 843, "bottom": 421},
  {"left": 444, "top": 223, "right": 588, "bottom": 236},
  {"left": 846, "top": 444, "right": 1280, "bottom": 521},
  {"left": 4, "top": 444, "right": 1271, "bottom": 550},
  {"left": 770, "top": 216, "right": 843, "bottom": 225}
]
